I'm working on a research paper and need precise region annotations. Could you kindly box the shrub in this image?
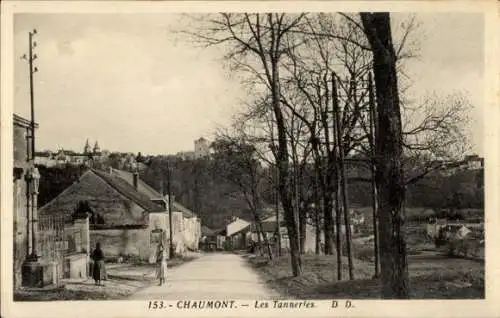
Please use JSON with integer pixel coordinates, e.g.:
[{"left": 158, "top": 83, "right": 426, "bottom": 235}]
[{"left": 445, "top": 237, "right": 482, "bottom": 258}]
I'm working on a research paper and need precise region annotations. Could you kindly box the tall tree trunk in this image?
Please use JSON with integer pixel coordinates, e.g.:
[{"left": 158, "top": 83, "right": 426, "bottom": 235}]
[
  {"left": 322, "top": 155, "right": 336, "bottom": 255},
  {"left": 310, "top": 139, "right": 324, "bottom": 255},
  {"left": 275, "top": 166, "right": 282, "bottom": 257},
  {"left": 271, "top": 58, "right": 302, "bottom": 276},
  {"left": 334, "top": 170, "right": 342, "bottom": 281},
  {"left": 254, "top": 215, "right": 263, "bottom": 255},
  {"left": 254, "top": 214, "right": 273, "bottom": 260},
  {"left": 368, "top": 72, "right": 381, "bottom": 278},
  {"left": 330, "top": 79, "right": 343, "bottom": 282},
  {"left": 332, "top": 74, "right": 354, "bottom": 280},
  {"left": 299, "top": 208, "right": 307, "bottom": 254},
  {"left": 314, "top": 169, "right": 321, "bottom": 255},
  {"left": 323, "top": 193, "right": 335, "bottom": 255},
  {"left": 361, "top": 12, "right": 409, "bottom": 298},
  {"left": 315, "top": 209, "right": 321, "bottom": 254},
  {"left": 293, "top": 167, "right": 302, "bottom": 253}
]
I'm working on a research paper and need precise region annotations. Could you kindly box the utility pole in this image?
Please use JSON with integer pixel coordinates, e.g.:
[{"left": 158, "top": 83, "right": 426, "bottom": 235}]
[
  {"left": 27, "top": 30, "right": 38, "bottom": 161},
  {"left": 166, "top": 161, "right": 174, "bottom": 259},
  {"left": 21, "top": 29, "right": 42, "bottom": 287},
  {"left": 22, "top": 29, "right": 39, "bottom": 260}
]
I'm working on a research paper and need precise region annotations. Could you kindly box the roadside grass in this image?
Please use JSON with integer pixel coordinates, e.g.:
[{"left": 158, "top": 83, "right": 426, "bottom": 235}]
[
  {"left": 14, "top": 253, "right": 200, "bottom": 301},
  {"left": 247, "top": 253, "right": 484, "bottom": 299}
]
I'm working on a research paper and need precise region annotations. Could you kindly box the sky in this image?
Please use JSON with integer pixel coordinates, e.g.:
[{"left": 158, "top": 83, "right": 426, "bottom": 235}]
[{"left": 13, "top": 13, "right": 484, "bottom": 156}]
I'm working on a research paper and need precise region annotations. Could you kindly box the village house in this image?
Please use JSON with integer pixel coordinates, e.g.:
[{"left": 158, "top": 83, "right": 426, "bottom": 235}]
[
  {"left": 200, "top": 226, "right": 225, "bottom": 251},
  {"left": 245, "top": 208, "right": 360, "bottom": 253},
  {"left": 38, "top": 168, "right": 186, "bottom": 263},
  {"left": 109, "top": 169, "right": 202, "bottom": 253},
  {"left": 248, "top": 214, "right": 321, "bottom": 253},
  {"left": 223, "top": 216, "right": 252, "bottom": 250}
]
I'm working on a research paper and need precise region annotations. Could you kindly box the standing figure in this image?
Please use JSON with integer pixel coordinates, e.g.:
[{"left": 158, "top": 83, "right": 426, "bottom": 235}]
[
  {"left": 91, "top": 242, "right": 106, "bottom": 286},
  {"left": 156, "top": 243, "right": 168, "bottom": 286}
]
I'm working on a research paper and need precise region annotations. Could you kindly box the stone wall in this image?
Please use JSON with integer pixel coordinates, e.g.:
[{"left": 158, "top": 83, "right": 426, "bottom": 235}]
[
  {"left": 13, "top": 178, "right": 28, "bottom": 289},
  {"left": 13, "top": 119, "right": 32, "bottom": 289},
  {"left": 182, "top": 217, "right": 201, "bottom": 251},
  {"left": 89, "top": 228, "right": 150, "bottom": 261}
]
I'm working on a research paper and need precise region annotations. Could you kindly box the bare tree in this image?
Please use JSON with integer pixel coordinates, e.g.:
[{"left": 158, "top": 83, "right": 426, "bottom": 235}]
[
  {"left": 211, "top": 133, "right": 274, "bottom": 260},
  {"left": 360, "top": 12, "right": 409, "bottom": 299},
  {"left": 181, "top": 13, "right": 307, "bottom": 276}
]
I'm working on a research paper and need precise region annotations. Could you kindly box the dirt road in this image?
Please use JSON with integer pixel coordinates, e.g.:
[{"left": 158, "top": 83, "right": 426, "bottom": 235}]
[{"left": 129, "top": 253, "right": 282, "bottom": 300}]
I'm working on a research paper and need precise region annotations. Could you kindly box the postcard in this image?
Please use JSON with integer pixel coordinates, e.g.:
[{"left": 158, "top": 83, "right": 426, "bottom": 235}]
[{"left": 1, "top": 1, "right": 499, "bottom": 317}]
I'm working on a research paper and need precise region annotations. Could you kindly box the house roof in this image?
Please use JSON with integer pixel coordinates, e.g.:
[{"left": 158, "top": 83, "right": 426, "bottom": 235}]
[
  {"left": 111, "top": 169, "right": 163, "bottom": 199},
  {"left": 202, "top": 225, "right": 226, "bottom": 236},
  {"left": 92, "top": 169, "right": 164, "bottom": 212},
  {"left": 251, "top": 221, "right": 284, "bottom": 233},
  {"left": 201, "top": 225, "right": 218, "bottom": 236},
  {"left": 111, "top": 168, "right": 197, "bottom": 218},
  {"left": 172, "top": 201, "right": 196, "bottom": 218},
  {"left": 226, "top": 218, "right": 251, "bottom": 236}
]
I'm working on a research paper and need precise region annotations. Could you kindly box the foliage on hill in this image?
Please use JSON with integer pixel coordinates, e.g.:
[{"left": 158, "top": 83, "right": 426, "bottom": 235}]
[
  {"left": 36, "top": 155, "right": 483, "bottom": 228},
  {"left": 138, "top": 154, "right": 483, "bottom": 229},
  {"left": 36, "top": 164, "right": 89, "bottom": 207}
]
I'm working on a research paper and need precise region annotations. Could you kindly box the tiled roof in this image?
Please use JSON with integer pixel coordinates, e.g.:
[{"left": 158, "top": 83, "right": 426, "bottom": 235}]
[
  {"left": 111, "top": 169, "right": 163, "bottom": 199},
  {"left": 92, "top": 169, "right": 164, "bottom": 212},
  {"left": 250, "top": 219, "right": 285, "bottom": 233},
  {"left": 111, "top": 169, "right": 197, "bottom": 218},
  {"left": 201, "top": 225, "right": 215, "bottom": 236}
]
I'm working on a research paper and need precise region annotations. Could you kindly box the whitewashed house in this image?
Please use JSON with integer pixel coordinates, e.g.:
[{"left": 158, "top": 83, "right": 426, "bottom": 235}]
[
  {"left": 110, "top": 169, "right": 201, "bottom": 255},
  {"left": 225, "top": 217, "right": 252, "bottom": 250}
]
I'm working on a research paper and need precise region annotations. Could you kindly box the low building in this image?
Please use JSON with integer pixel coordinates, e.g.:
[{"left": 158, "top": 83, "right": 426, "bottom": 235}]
[
  {"left": 110, "top": 169, "right": 201, "bottom": 253},
  {"left": 200, "top": 226, "right": 225, "bottom": 251},
  {"left": 224, "top": 217, "right": 252, "bottom": 250},
  {"left": 248, "top": 214, "right": 322, "bottom": 253},
  {"left": 38, "top": 169, "right": 173, "bottom": 262}
]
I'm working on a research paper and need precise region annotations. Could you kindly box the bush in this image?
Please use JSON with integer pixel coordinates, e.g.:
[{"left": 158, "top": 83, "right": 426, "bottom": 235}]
[{"left": 445, "top": 238, "right": 482, "bottom": 258}]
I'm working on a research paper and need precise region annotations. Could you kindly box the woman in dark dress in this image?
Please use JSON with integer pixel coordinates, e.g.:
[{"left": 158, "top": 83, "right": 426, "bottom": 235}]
[{"left": 91, "top": 242, "right": 106, "bottom": 285}]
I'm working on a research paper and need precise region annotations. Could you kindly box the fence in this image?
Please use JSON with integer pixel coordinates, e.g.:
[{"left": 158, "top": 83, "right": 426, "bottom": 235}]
[{"left": 38, "top": 214, "right": 85, "bottom": 282}]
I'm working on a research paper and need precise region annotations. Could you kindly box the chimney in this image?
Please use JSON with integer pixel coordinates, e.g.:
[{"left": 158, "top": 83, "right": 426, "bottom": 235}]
[{"left": 133, "top": 172, "right": 138, "bottom": 190}]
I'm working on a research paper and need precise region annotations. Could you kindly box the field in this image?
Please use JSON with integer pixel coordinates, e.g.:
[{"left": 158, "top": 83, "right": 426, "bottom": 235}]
[
  {"left": 246, "top": 252, "right": 484, "bottom": 299},
  {"left": 246, "top": 206, "right": 484, "bottom": 299}
]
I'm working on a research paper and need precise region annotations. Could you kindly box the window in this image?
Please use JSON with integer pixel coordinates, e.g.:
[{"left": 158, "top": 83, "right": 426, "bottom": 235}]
[{"left": 151, "top": 229, "right": 163, "bottom": 244}]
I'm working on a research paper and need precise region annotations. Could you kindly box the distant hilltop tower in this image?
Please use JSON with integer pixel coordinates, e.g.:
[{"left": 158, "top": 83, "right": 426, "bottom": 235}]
[
  {"left": 93, "top": 140, "right": 101, "bottom": 154},
  {"left": 83, "top": 139, "right": 91, "bottom": 155},
  {"left": 194, "top": 137, "right": 209, "bottom": 158}
]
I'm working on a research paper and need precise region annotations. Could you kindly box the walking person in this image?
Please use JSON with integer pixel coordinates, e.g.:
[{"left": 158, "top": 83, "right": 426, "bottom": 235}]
[
  {"left": 91, "top": 242, "right": 106, "bottom": 286},
  {"left": 156, "top": 243, "right": 168, "bottom": 286}
]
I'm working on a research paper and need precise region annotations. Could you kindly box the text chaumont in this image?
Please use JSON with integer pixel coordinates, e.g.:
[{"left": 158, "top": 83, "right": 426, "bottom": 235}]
[{"left": 177, "top": 300, "right": 237, "bottom": 309}]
